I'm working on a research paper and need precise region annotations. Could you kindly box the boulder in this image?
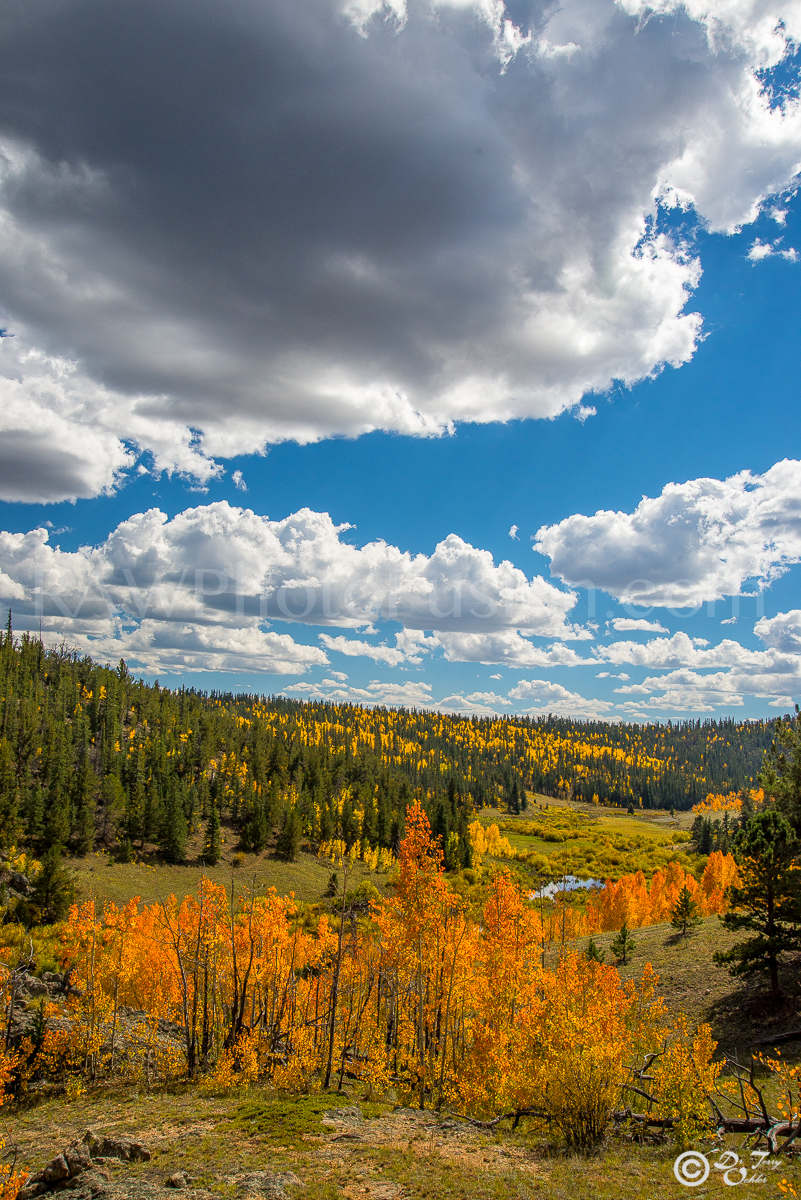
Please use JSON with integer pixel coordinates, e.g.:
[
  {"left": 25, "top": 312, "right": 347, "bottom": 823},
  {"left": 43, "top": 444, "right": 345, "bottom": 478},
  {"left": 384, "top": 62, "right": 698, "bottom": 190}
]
[
  {"left": 82, "top": 1131, "right": 151, "bottom": 1163},
  {"left": 165, "top": 1172, "right": 191, "bottom": 1189},
  {"left": 17, "top": 1132, "right": 151, "bottom": 1198},
  {"left": 19, "top": 975, "right": 51, "bottom": 997}
]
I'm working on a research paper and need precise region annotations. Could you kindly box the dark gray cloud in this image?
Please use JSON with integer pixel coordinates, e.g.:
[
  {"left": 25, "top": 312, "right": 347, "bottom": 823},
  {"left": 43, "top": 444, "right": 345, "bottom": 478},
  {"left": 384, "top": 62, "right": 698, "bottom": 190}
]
[{"left": 1, "top": 0, "right": 800, "bottom": 498}]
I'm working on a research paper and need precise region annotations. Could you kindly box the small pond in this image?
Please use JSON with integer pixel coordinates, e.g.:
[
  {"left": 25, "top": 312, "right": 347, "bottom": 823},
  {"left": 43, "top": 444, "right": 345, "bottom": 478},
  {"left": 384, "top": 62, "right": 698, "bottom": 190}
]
[{"left": 530, "top": 875, "right": 603, "bottom": 901}]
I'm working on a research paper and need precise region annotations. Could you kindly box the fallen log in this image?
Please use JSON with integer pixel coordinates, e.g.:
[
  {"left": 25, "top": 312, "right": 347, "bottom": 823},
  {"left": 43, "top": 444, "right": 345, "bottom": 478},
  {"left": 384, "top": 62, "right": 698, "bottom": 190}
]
[
  {"left": 445, "top": 1107, "right": 549, "bottom": 1130},
  {"left": 750, "top": 1029, "right": 801, "bottom": 1048},
  {"left": 614, "top": 1111, "right": 801, "bottom": 1154}
]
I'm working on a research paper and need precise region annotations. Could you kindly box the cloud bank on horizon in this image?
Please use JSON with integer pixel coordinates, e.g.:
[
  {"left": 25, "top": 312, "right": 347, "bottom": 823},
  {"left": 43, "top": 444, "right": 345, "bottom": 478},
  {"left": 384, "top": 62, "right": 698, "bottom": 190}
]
[
  {"left": 2, "top": 464, "right": 801, "bottom": 715},
  {"left": 1, "top": 0, "right": 801, "bottom": 500}
]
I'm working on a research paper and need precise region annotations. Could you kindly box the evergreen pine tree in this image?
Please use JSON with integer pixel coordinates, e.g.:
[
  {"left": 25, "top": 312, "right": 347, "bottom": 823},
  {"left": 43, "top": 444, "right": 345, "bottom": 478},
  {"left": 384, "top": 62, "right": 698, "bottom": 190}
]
[
  {"left": 71, "top": 746, "right": 96, "bottom": 855},
  {"left": 241, "top": 802, "right": 268, "bottom": 853},
  {"left": 714, "top": 809, "right": 801, "bottom": 1001},
  {"left": 0, "top": 738, "right": 20, "bottom": 849},
  {"left": 117, "top": 837, "right": 134, "bottom": 863},
  {"left": 203, "top": 801, "right": 222, "bottom": 865},
  {"left": 761, "top": 708, "right": 801, "bottom": 831},
  {"left": 100, "top": 776, "right": 126, "bottom": 846},
  {"left": 694, "top": 817, "right": 713, "bottom": 854},
  {"left": 276, "top": 806, "right": 300, "bottom": 861},
  {"left": 125, "top": 748, "right": 146, "bottom": 848},
  {"left": 31, "top": 846, "right": 75, "bottom": 924},
  {"left": 161, "top": 786, "right": 188, "bottom": 864},
  {"left": 444, "top": 830, "right": 460, "bottom": 872},
  {"left": 611, "top": 920, "right": 635, "bottom": 965},
  {"left": 24, "top": 784, "right": 44, "bottom": 846},
  {"left": 586, "top": 936, "right": 605, "bottom": 963},
  {"left": 670, "top": 884, "right": 701, "bottom": 937}
]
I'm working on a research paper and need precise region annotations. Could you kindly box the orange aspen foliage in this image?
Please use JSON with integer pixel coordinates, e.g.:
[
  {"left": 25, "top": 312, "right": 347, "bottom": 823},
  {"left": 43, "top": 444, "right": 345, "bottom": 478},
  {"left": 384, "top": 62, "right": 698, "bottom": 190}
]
[
  {"left": 12, "top": 804, "right": 725, "bottom": 1150},
  {"left": 586, "top": 855, "right": 738, "bottom": 931}
]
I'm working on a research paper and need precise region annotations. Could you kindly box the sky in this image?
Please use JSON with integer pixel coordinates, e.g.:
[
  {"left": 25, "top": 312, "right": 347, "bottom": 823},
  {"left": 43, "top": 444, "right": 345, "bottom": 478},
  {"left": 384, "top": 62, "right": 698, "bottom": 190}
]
[{"left": 2, "top": 0, "right": 801, "bottom": 721}]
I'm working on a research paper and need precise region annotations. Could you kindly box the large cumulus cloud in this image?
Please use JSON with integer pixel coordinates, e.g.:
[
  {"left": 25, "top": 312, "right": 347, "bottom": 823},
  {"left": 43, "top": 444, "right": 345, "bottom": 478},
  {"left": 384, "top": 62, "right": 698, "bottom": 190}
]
[
  {"left": 2, "top": 0, "right": 801, "bottom": 499},
  {"left": 0, "top": 500, "right": 580, "bottom": 672},
  {"left": 535, "top": 458, "right": 801, "bottom": 606}
]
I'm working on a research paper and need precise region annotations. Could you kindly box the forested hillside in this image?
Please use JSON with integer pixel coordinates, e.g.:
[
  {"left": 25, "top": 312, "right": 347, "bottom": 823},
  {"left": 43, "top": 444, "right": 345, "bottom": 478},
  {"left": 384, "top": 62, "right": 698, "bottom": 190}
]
[{"left": 0, "top": 624, "right": 780, "bottom": 865}]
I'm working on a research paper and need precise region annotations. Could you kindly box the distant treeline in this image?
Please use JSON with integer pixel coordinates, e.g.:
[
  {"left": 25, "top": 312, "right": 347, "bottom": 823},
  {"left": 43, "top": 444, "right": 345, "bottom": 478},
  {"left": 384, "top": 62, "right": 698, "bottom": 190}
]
[{"left": 0, "top": 623, "right": 783, "bottom": 863}]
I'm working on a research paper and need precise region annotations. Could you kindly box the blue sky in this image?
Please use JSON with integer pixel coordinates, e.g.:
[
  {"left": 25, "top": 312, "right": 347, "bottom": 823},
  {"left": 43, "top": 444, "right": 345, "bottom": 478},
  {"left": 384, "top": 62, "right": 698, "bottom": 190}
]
[{"left": 2, "top": 0, "right": 801, "bottom": 720}]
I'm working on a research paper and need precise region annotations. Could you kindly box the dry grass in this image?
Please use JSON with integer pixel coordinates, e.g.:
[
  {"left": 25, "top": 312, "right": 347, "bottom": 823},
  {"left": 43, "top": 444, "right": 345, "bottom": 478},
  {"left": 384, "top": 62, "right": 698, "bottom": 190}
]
[{"left": 4, "top": 1083, "right": 800, "bottom": 1200}]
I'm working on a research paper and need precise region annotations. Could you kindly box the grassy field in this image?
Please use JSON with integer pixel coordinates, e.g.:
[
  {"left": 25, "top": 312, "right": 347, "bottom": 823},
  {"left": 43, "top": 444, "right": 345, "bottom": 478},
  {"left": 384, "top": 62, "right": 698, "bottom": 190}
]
[
  {"left": 524, "top": 791, "right": 698, "bottom": 831},
  {"left": 480, "top": 795, "right": 697, "bottom": 884},
  {"left": 565, "top": 914, "right": 801, "bottom": 1058},
  {"left": 68, "top": 846, "right": 391, "bottom": 908},
  {"left": 4, "top": 1079, "right": 799, "bottom": 1200}
]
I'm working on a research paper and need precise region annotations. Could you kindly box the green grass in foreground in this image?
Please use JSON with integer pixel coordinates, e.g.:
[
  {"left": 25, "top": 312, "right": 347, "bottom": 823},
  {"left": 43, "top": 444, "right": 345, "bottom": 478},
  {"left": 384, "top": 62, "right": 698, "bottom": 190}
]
[{"left": 4, "top": 1083, "right": 799, "bottom": 1200}]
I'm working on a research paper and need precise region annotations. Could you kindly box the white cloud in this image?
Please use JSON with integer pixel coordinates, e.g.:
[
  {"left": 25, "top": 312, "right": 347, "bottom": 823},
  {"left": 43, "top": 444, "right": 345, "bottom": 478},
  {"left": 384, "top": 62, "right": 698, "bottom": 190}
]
[
  {"left": 508, "top": 677, "right": 615, "bottom": 718},
  {"left": 1, "top": 1, "right": 801, "bottom": 498},
  {"left": 283, "top": 675, "right": 512, "bottom": 716},
  {"left": 283, "top": 678, "right": 435, "bottom": 708},
  {"left": 747, "top": 237, "right": 798, "bottom": 261},
  {"left": 608, "top": 617, "right": 669, "bottom": 634},
  {"left": 431, "top": 693, "right": 505, "bottom": 716},
  {"left": 394, "top": 628, "right": 440, "bottom": 659},
  {"left": 75, "top": 621, "right": 328, "bottom": 676},
  {"left": 536, "top": 457, "right": 801, "bottom": 606},
  {"left": 464, "top": 690, "right": 511, "bottom": 706},
  {"left": 286, "top": 677, "right": 609, "bottom": 720},
  {"left": 0, "top": 343, "right": 138, "bottom": 503},
  {"left": 231, "top": 470, "right": 248, "bottom": 492},
  {"left": 617, "top": 2, "right": 801, "bottom": 232},
  {"left": 616, "top": 1, "right": 801, "bottom": 72},
  {"left": 435, "top": 630, "right": 593, "bottom": 667},
  {"left": 342, "top": 0, "right": 408, "bottom": 34},
  {"left": 615, "top": 668, "right": 747, "bottom": 712},
  {"left": 748, "top": 237, "right": 776, "bottom": 260},
  {"left": 0, "top": 501, "right": 582, "bottom": 672},
  {"left": 613, "top": 639, "right": 801, "bottom": 711},
  {"left": 600, "top": 630, "right": 764, "bottom": 669},
  {"left": 319, "top": 635, "right": 407, "bottom": 666},
  {"left": 596, "top": 616, "right": 801, "bottom": 712},
  {"left": 318, "top": 630, "right": 435, "bottom": 666},
  {"left": 0, "top": 570, "right": 26, "bottom": 601},
  {"left": 508, "top": 524, "right": 519, "bottom": 540},
  {"left": 755, "top": 609, "right": 801, "bottom": 653}
]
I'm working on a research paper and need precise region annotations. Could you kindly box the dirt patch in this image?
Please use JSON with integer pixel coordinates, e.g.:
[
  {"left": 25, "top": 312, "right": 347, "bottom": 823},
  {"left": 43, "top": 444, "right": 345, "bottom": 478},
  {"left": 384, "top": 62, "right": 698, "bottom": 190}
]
[{"left": 318, "top": 1106, "right": 541, "bottom": 1179}]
